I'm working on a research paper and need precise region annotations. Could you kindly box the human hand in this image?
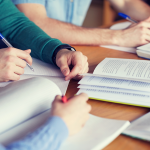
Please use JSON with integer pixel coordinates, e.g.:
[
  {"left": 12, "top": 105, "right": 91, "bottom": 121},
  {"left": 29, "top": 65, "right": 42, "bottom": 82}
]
[
  {"left": 0, "top": 48, "right": 32, "bottom": 82},
  {"left": 114, "top": 17, "right": 150, "bottom": 47},
  {"left": 50, "top": 93, "right": 91, "bottom": 135},
  {"left": 56, "top": 49, "right": 89, "bottom": 81}
]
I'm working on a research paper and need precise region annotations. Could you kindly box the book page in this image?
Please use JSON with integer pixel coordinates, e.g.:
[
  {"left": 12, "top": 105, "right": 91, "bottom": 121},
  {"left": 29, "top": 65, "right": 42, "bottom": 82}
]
[
  {"left": 78, "top": 85, "right": 150, "bottom": 95},
  {"left": 0, "top": 77, "right": 61, "bottom": 134},
  {"left": 24, "top": 58, "right": 63, "bottom": 76},
  {"left": 77, "top": 88, "right": 150, "bottom": 107},
  {"left": 0, "top": 113, "right": 129, "bottom": 150},
  {"left": 93, "top": 58, "right": 150, "bottom": 82},
  {"left": 79, "top": 76, "right": 150, "bottom": 92}
]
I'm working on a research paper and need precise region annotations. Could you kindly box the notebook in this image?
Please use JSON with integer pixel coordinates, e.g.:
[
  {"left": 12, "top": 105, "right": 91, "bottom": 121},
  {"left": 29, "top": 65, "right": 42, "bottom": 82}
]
[
  {"left": 123, "top": 112, "right": 150, "bottom": 141},
  {"left": 77, "top": 58, "right": 150, "bottom": 107},
  {"left": 0, "top": 77, "right": 62, "bottom": 134},
  {"left": 0, "top": 108, "right": 130, "bottom": 150}
]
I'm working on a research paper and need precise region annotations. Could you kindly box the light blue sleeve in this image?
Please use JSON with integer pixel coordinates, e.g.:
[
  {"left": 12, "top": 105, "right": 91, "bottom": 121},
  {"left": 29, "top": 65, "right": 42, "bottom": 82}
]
[
  {"left": 11, "top": 0, "right": 45, "bottom": 5},
  {"left": 0, "top": 116, "right": 69, "bottom": 150}
]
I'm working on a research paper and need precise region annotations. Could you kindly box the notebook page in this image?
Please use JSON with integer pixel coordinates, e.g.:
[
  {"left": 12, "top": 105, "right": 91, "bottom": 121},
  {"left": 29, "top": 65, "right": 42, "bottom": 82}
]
[
  {"left": 93, "top": 58, "right": 150, "bottom": 82},
  {"left": 79, "top": 76, "right": 150, "bottom": 92},
  {"left": 137, "top": 43, "right": 150, "bottom": 52},
  {"left": 0, "top": 113, "right": 129, "bottom": 150},
  {"left": 78, "top": 85, "right": 150, "bottom": 95},
  {"left": 77, "top": 88, "right": 150, "bottom": 107},
  {"left": 0, "top": 77, "right": 61, "bottom": 134},
  {"left": 19, "top": 75, "right": 69, "bottom": 95},
  {"left": 24, "top": 58, "right": 63, "bottom": 76},
  {"left": 123, "top": 112, "right": 150, "bottom": 141}
]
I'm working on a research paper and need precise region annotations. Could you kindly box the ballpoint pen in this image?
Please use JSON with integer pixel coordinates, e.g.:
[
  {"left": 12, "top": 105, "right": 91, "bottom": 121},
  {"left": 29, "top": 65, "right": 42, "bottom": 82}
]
[
  {"left": 0, "top": 33, "right": 34, "bottom": 72},
  {"left": 118, "top": 12, "right": 138, "bottom": 23}
]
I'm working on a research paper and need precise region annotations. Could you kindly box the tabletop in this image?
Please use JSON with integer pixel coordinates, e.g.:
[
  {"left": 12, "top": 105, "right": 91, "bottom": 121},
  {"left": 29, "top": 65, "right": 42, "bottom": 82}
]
[{"left": 66, "top": 45, "right": 150, "bottom": 150}]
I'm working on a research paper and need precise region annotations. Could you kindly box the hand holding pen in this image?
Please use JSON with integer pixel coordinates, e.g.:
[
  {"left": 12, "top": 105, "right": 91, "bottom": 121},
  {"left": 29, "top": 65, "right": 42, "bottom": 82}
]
[
  {"left": 51, "top": 93, "right": 91, "bottom": 135},
  {"left": 114, "top": 13, "right": 150, "bottom": 47},
  {"left": 0, "top": 34, "right": 33, "bottom": 82},
  {"left": 0, "top": 33, "right": 34, "bottom": 72}
]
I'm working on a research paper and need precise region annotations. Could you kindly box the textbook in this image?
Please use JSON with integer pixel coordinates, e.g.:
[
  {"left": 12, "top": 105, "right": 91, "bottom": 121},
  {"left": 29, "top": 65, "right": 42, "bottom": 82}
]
[
  {"left": 123, "top": 112, "right": 150, "bottom": 141},
  {"left": 77, "top": 58, "right": 150, "bottom": 107}
]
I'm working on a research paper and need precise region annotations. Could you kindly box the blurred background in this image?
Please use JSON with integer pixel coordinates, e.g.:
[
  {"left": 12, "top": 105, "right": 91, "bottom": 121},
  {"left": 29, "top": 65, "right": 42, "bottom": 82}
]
[{"left": 82, "top": 0, "right": 150, "bottom": 28}]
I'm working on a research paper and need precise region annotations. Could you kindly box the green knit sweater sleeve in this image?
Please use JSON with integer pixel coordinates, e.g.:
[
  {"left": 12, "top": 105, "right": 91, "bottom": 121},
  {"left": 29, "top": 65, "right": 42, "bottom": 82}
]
[{"left": 0, "top": 0, "right": 64, "bottom": 65}]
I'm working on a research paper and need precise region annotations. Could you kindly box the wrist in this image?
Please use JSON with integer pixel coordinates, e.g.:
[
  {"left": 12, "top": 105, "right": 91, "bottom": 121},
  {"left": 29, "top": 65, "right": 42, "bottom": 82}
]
[
  {"left": 52, "top": 45, "right": 75, "bottom": 66},
  {"left": 112, "top": 30, "right": 123, "bottom": 46}
]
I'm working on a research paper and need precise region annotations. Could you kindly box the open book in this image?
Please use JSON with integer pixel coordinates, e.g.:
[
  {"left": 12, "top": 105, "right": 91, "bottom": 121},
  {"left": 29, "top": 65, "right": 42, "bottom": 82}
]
[
  {"left": 123, "top": 112, "right": 150, "bottom": 141},
  {"left": 0, "top": 77, "right": 130, "bottom": 150},
  {"left": 77, "top": 58, "right": 150, "bottom": 107}
]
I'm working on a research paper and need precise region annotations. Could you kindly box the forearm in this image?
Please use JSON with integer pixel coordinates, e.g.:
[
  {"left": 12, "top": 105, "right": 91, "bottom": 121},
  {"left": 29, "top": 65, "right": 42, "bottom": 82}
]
[
  {"left": 28, "top": 17, "right": 117, "bottom": 46},
  {"left": 0, "top": 0, "right": 65, "bottom": 65},
  {"left": 109, "top": 0, "right": 150, "bottom": 21},
  {"left": 0, "top": 117, "right": 68, "bottom": 150}
]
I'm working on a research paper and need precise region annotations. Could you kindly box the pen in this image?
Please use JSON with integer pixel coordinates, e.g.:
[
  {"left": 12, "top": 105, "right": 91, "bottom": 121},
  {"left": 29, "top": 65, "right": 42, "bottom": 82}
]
[
  {"left": 118, "top": 12, "right": 138, "bottom": 23},
  {"left": 61, "top": 95, "right": 68, "bottom": 103},
  {"left": 0, "top": 33, "right": 34, "bottom": 72}
]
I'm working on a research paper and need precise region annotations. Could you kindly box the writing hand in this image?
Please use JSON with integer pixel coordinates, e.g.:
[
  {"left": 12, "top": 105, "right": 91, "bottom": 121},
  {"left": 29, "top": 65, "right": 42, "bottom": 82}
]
[{"left": 0, "top": 48, "right": 32, "bottom": 82}]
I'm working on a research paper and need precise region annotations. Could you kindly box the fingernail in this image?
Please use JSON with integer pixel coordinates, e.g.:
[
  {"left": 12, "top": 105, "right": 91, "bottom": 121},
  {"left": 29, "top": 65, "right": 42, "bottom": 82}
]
[
  {"left": 77, "top": 75, "right": 83, "bottom": 78},
  {"left": 62, "top": 69, "right": 68, "bottom": 75},
  {"left": 65, "top": 77, "right": 70, "bottom": 81}
]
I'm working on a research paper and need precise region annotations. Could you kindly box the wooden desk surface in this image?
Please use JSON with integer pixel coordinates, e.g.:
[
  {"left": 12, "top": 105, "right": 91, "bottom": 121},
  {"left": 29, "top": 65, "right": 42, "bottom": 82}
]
[{"left": 66, "top": 46, "right": 150, "bottom": 150}]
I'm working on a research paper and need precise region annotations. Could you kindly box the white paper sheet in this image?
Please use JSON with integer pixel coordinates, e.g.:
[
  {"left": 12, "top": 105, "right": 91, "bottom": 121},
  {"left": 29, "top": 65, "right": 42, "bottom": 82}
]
[
  {"left": 24, "top": 58, "right": 63, "bottom": 76},
  {"left": 137, "top": 43, "right": 150, "bottom": 52},
  {"left": 123, "top": 112, "right": 150, "bottom": 141},
  {"left": 0, "top": 77, "right": 61, "bottom": 134},
  {"left": 0, "top": 113, "right": 129, "bottom": 150}
]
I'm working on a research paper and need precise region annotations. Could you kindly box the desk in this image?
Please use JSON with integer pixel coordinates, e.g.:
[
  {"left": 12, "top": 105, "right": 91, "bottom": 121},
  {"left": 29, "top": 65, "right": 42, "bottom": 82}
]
[{"left": 66, "top": 46, "right": 150, "bottom": 150}]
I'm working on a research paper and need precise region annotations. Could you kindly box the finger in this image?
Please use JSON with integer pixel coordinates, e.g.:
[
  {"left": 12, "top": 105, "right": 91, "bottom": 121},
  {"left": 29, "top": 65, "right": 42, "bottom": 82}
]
[
  {"left": 1, "top": 70, "right": 20, "bottom": 81},
  {"left": 14, "top": 66, "right": 24, "bottom": 75},
  {"left": 144, "top": 17, "right": 150, "bottom": 22},
  {"left": 54, "top": 95, "right": 62, "bottom": 102},
  {"left": 138, "top": 21, "right": 150, "bottom": 28},
  {"left": 65, "top": 61, "right": 83, "bottom": 80},
  {"left": 16, "top": 49, "right": 32, "bottom": 66},
  {"left": 9, "top": 73, "right": 20, "bottom": 81},
  {"left": 13, "top": 57, "right": 27, "bottom": 68},
  {"left": 24, "top": 49, "right": 31, "bottom": 54},
  {"left": 73, "top": 62, "right": 89, "bottom": 80},
  {"left": 69, "top": 93, "right": 89, "bottom": 103},
  {"left": 57, "top": 57, "right": 70, "bottom": 76}
]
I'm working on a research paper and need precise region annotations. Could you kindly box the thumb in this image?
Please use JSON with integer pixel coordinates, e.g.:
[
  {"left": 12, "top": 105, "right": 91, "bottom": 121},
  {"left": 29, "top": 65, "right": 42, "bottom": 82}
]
[
  {"left": 144, "top": 17, "right": 150, "bottom": 22},
  {"left": 24, "top": 49, "right": 31, "bottom": 54},
  {"left": 53, "top": 95, "right": 62, "bottom": 103},
  {"left": 57, "top": 58, "right": 70, "bottom": 76}
]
